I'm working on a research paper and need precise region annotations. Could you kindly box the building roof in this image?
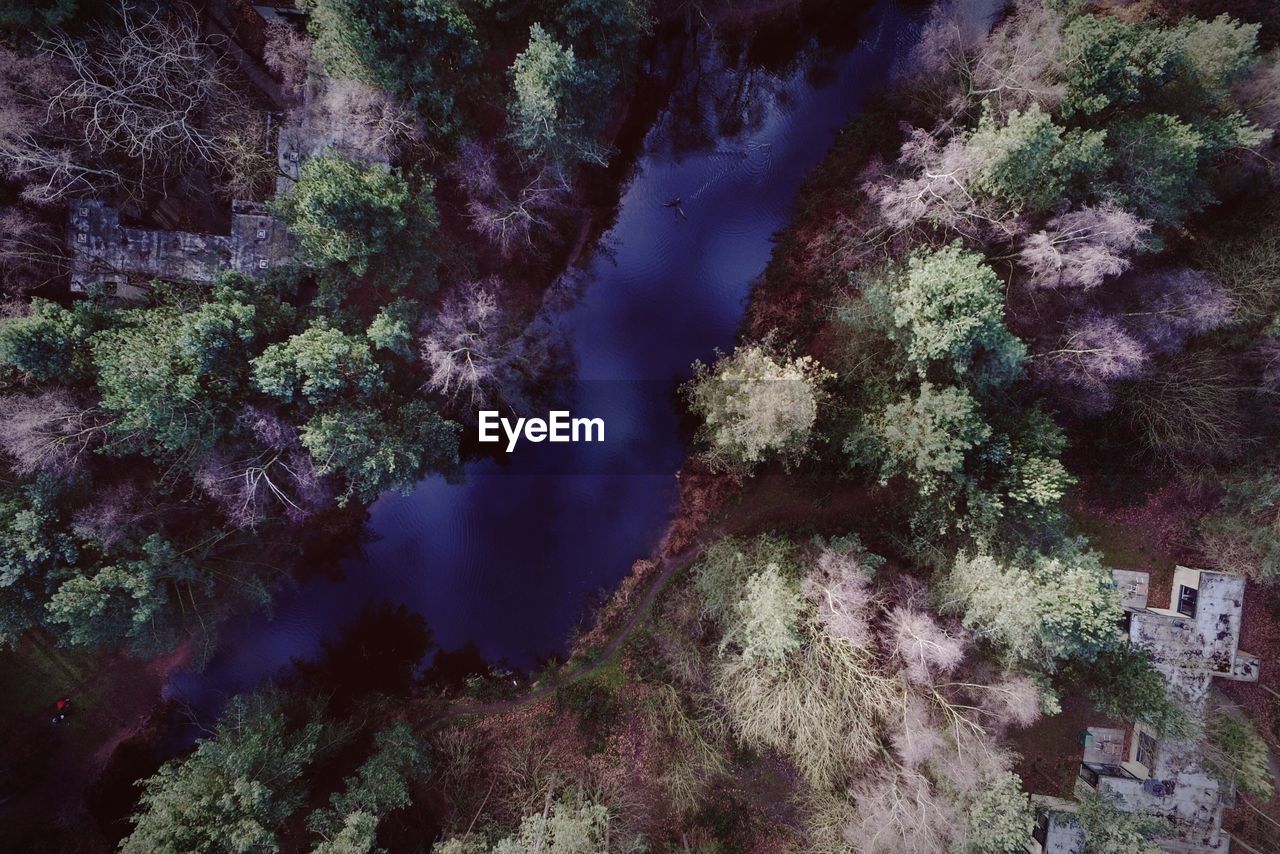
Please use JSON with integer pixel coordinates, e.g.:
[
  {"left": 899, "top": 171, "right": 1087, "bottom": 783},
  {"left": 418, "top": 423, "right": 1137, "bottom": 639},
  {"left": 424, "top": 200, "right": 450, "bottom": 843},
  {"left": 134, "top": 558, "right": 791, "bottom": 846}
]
[
  {"left": 1036, "top": 568, "right": 1259, "bottom": 853},
  {"left": 67, "top": 200, "right": 298, "bottom": 294},
  {"left": 1129, "top": 567, "right": 1255, "bottom": 701}
]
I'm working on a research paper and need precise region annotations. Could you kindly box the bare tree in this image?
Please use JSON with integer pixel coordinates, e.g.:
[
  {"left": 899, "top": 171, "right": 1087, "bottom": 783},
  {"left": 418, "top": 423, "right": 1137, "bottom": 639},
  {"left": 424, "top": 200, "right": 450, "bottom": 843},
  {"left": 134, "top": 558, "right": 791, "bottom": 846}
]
[
  {"left": 845, "top": 769, "right": 960, "bottom": 854},
  {"left": 450, "top": 140, "right": 569, "bottom": 255},
  {"left": 1119, "top": 268, "right": 1237, "bottom": 355},
  {"left": 418, "top": 278, "right": 561, "bottom": 415},
  {"left": 0, "top": 206, "right": 67, "bottom": 294},
  {"left": 890, "top": 696, "right": 949, "bottom": 768},
  {"left": 263, "top": 21, "right": 312, "bottom": 104},
  {"left": 802, "top": 545, "right": 878, "bottom": 649},
  {"left": 420, "top": 279, "right": 508, "bottom": 410},
  {"left": 978, "top": 674, "right": 1043, "bottom": 728},
  {"left": 1234, "top": 50, "right": 1280, "bottom": 132},
  {"left": 898, "top": 0, "right": 1001, "bottom": 118},
  {"left": 1019, "top": 204, "right": 1152, "bottom": 291},
  {"left": 1034, "top": 312, "right": 1151, "bottom": 414},
  {"left": 71, "top": 482, "right": 152, "bottom": 549},
  {"left": 45, "top": 4, "right": 237, "bottom": 183},
  {"left": 1126, "top": 350, "right": 1256, "bottom": 471},
  {"left": 865, "top": 127, "right": 1022, "bottom": 242},
  {"left": 0, "top": 46, "right": 120, "bottom": 204},
  {"left": 290, "top": 75, "right": 422, "bottom": 165},
  {"left": 209, "top": 108, "right": 276, "bottom": 200},
  {"left": 967, "top": 0, "right": 1067, "bottom": 118},
  {"left": 0, "top": 390, "right": 108, "bottom": 477},
  {"left": 887, "top": 607, "right": 967, "bottom": 685},
  {"left": 195, "top": 407, "right": 326, "bottom": 528}
]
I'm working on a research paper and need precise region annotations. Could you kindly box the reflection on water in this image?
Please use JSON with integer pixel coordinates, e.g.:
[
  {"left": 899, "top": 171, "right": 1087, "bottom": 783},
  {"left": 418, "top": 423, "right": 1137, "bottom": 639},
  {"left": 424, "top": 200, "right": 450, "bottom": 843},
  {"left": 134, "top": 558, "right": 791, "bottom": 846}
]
[{"left": 168, "top": 0, "right": 996, "bottom": 715}]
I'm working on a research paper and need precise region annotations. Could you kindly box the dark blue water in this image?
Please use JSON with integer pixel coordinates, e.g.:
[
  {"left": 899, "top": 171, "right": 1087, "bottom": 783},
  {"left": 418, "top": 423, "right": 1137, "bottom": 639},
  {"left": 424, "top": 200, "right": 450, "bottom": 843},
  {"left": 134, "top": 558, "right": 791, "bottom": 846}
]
[{"left": 168, "top": 0, "right": 988, "bottom": 709}]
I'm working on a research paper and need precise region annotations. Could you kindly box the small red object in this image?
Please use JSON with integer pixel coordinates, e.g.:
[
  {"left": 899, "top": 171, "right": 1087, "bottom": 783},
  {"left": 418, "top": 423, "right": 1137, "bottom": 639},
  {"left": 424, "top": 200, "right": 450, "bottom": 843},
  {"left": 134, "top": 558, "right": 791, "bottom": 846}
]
[{"left": 55, "top": 698, "right": 69, "bottom": 711}]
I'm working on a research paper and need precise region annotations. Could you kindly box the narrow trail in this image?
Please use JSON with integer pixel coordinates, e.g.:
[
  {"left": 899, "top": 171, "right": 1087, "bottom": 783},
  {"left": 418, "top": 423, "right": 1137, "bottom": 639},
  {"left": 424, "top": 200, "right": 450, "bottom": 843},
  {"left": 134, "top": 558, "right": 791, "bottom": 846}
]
[{"left": 418, "top": 534, "right": 713, "bottom": 729}]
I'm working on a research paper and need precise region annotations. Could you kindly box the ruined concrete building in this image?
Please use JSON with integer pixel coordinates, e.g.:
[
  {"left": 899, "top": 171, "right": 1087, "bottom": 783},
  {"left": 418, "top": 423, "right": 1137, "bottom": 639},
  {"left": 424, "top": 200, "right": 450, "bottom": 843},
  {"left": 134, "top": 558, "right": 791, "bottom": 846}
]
[
  {"left": 1029, "top": 567, "right": 1258, "bottom": 854},
  {"left": 68, "top": 200, "right": 298, "bottom": 296}
]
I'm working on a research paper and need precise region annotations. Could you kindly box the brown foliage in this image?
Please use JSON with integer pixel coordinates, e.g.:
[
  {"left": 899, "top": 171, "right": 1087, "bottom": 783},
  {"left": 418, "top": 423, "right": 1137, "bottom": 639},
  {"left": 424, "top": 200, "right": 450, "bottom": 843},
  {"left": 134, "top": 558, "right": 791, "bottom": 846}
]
[{"left": 0, "top": 390, "right": 107, "bottom": 478}]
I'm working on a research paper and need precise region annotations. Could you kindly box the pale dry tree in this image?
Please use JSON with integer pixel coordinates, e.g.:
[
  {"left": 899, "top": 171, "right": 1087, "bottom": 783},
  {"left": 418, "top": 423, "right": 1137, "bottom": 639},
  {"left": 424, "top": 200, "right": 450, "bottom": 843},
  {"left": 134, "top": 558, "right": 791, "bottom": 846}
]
[
  {"left": 1033, "top": 312, "right": 1151, "bottom": 414},
  {"left": 889, "top": 695, "right": 949, "bottom": 768},
  {"left": 1119, "top": 268, "right": 1237, "bottom": 355},
  {"left": 294, "top": 76, "right": 422, "bottom": 164},
  {"left": 865, "top": 128, "right": 977, "bottom": 233},
  {"left": 967, "top": 0, "right": 1068, "bottom": 117},
  {"left": 714, "top": 607, "right": 901, "bottom": 789},
  {"left": 0, "top": 390, "right": 108, "bottom": 477},
  {"left": 802, "top": 545, "right": 878, "bottom": 649},
  {"left": 895, "top": 0, "right": 996, "bottom": 118},
  {"left": 71, "top": 482, "right": 152, "bottom": 549},
  {"left": 864, "top": 127, "right": 1023, "bottom": 242},
  {"left": 1234, "top": 50, "right": 1280, "bottom": 131},
  {"left": 44, "top": 3, "right": 236, "bottom": 183},
  {"left": 451, "top": 140, "right": 569, "bottom": 255},
  {"left": 886, "top": 606, "right": 967, "bottom": 685},
  {"left": 845, "top": 768, "right": 960, "bottom": 854},
  {"left": 467, "top": 165, "right": 570, "bottom": 255},
  {"left": 419, "top": 278, "right": 509, "bottom": 410},
  {"left": 1019, "top": 204, "right": 1153, "bottom": 291},
  {"left": 263, "top": 21, "right": 313, "bottom": 104},
  {"left": 0, "top": 46, "right": 122, "bottom": 204},
  {"left": 194, "top": 407, "right": 326, "bottom": 528},
  {"left": 980, "top": 674, "right": 1044, "bottom": 728},
  {"left": 0, "top": 206, "right": 67, "bottom": 293}
]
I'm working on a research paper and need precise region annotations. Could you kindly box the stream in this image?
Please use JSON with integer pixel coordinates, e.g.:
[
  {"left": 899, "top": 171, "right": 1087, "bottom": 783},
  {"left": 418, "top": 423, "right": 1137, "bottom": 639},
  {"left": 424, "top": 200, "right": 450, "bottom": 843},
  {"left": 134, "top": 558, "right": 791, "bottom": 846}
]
[{"left": 168, "top": 0, "right": 998, "bottom": 713}]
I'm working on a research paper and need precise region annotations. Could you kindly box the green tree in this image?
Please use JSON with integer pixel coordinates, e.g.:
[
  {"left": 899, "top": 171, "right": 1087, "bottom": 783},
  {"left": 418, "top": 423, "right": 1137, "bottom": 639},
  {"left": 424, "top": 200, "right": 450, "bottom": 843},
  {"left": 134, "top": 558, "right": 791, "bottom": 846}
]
[
  {"left": 301, "top": 0, "right": 480, "bottom": 133},
  {"left": 252, "top": 323, "right": 384, "bottom": 406},
  {"left": 0, "top": 298, "right": 105, "bottom": 383},
  {"left": 366, "top": 300, "right": 416, "bottom": 360},
  {"left": 1075, "top": 790, "right": 1165, "bottom": 853},
  {"left": 308, "top": 723, "right": 428, "bottom": 843},
  {"left": 947, "top": 544, "right": 1122, "bottom": 669},
  {"left": 0, "top": 477, "right": 78, "bottom": 646},
  {"left": 273, "top": 152, "right": 438, "bottom": 292},
  {"left": 966, "top": 406, "right": 1074, "bottom": 534},
  {"left": 693, "top": 535, "right": 799, "bottom": 623},
  {"left": 92, "top": 291, "right": 265, "bottom": 458},
  {"left": 312, "top": 811, "right": 377, "bottom": 854},
  {"left": 1108, "top": 112, "right": 1265, "bottom": 225},
  {"left": 870, "top": 383, "right": 991, "bottom": 496},
  {"left": 1060, "top": 15, "right": 1186, "bottom": 118},
  {"left": 301, "top": 401, "right": 459, "bottom": 504},
  {"left": 967, "top": 105, "right": 1108, "bottom": 212},
  {"left": 1107, "top": 113, "right": 1206, "bottom": 225},
  {"left": 720, "top": 565, "right": 803, "bottom": 665},
  {"left": 122, "top": 694, "right": 325, "bottom": 854},
  {"left": 1175, "top": 15, "right": 1262, "bottom": 108},
  {"left": 885, "top": 244, "right": 1026, "bottom": 388},
  {"left": 44, "top": 536, "right": 200, "bottom": 654},
  {"left": 509, "top": 24, "right": 602, "bottom": 166},
  {"left": 556, "top": 0, "right": 650, "bottom": 119},
  {"left": 964, "top": 771, "right": 1035, "bottom": 854},
  {"left": 1071, "top": 645, "right": 1188, "bottom": 736},
  {"left": 437, "top": 791, "right": 611, "bottom": 854},
  {"left": 685, "top": 343, "right": 833, "bottom": 474},
  {"left": 1204, "top": 707, "right": 1274, "bottom": 799},
  {"left": 1060, "top": 14, "right": 1259, "bottom": 120}
]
